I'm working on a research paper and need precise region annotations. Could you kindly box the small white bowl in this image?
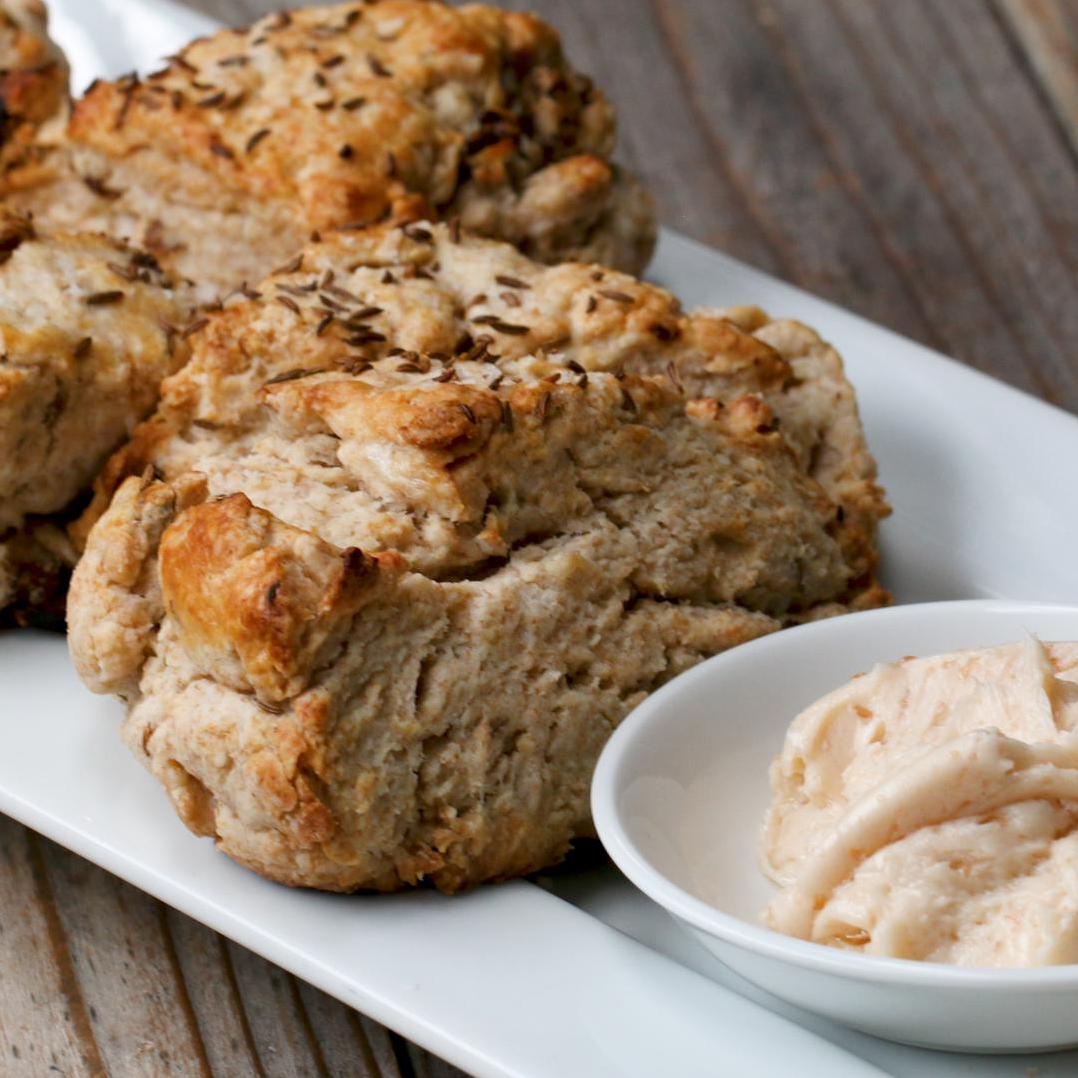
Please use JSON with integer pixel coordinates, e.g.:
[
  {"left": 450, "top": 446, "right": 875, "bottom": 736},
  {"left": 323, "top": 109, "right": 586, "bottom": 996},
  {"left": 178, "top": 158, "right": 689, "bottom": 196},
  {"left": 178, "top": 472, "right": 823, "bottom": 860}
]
[{"left": 592, "top": 600, "right": 1078, "bottom": 1053}]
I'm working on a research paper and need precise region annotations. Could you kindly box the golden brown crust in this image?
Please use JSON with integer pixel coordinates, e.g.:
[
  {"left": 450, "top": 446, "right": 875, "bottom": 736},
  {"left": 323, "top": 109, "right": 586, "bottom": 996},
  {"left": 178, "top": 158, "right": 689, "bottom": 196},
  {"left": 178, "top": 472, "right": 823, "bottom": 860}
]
[
  {"left": 160, "top": 493, "right": 404, "bottom": 701},
  {"left": 66, "top": 472, "right": 206, "bottom": 694},
  {"left": 6, "top": 1, "right": 653, "bottom": 296},
  {"left": 69, "top": 222, "right": 889, "bottom": 894},
  {"left": 81, "top": 222, "right": 887, "bottom": 589}
]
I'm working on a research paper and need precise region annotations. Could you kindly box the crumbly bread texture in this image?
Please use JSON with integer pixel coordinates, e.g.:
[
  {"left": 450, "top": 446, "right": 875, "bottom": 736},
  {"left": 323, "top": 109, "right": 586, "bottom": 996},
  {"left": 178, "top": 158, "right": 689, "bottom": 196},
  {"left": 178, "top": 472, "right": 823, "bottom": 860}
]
[
  {"left": 69, "top": 222, "right": 889, "bottom": 892},
  {"left": 3, "top": 0, "right": 654, "bottom": 300},
  {"left": 0, "top": 0, "right": 68, "bottom": 172},
  {"left": 0, "top": 211, "right": 191, "bottom": 624}
]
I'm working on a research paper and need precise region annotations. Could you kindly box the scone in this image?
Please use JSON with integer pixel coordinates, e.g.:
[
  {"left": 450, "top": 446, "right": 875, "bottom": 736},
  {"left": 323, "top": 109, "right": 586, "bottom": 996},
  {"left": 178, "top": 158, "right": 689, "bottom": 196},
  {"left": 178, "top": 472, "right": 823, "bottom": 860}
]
[
  {"left": 0, "top": 212, "right": 191, "bottom": 626},
  {"left": 3, "top": 0, "right": 654, "bottom": 300},
  {"left": 0, "top": 0, "right": 68, "bottom": 172},
  {"left": 68, "top": 222, "right": 888, "bottom": 892}
]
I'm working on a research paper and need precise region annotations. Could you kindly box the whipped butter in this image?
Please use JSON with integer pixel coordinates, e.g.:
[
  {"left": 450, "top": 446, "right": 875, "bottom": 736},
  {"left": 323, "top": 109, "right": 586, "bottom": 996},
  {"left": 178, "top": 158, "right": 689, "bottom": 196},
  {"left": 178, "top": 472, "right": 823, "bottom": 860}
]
[{"left": 761, "top": 638, "right": 1078, "bottom": 966}]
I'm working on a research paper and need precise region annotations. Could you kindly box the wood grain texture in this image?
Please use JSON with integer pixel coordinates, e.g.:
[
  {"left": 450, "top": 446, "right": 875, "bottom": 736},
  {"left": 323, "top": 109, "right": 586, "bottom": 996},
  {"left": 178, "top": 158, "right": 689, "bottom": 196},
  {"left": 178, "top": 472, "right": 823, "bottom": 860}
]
[
  {"left": 0, "top": 819, "right": 105, "bottom": 1077},
  {"left": 1, "top": 0, "right": 1075, "bottom": 1075},
  {"left": 997, "top": 0, "right": 1078, "bottom": 153},
  {"left": 37, "top": 842, "right": 211, "bottom": 1076}
]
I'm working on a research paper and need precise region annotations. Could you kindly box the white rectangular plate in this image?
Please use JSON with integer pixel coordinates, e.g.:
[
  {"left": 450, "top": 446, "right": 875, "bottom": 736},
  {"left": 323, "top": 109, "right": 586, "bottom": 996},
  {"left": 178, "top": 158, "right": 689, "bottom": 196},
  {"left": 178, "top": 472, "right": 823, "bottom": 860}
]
[{"left": 8, "top": 2, "right": 1078, "bottom": 1075}]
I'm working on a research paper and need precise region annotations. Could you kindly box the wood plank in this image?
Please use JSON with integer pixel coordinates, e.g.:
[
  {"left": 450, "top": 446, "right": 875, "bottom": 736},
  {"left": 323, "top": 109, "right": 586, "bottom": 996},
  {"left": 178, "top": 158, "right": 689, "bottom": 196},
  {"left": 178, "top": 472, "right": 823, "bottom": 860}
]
[
  {"left": 359, "top": 1021, "right": 413, "bottom": 1078},
  {"left": 0, "top": 820, "right": 105, "bottom": 1077},
  {"left": 956, "top": 0, "right": 1078, "bottom": 237},
  {"left": 165, "top": 910, "right": 267, "bottom": 1077},
  {"left": 294, "top": 979, "right": 404, "bottom": 1077},
  {"left": 831, "top": 0, "right": 1078, "bottom": 408},
  {"left": 655, "top": 0, "right": 945, "bottom": 346},
  {"left": 274, "top": 972, "right": 443, "bottom": 1077},
  {"left": 688, "top": 0, "right": 1078, "bottom": 409},
  {"left": 996, "top": 0, "right": 1078, "bottom": 153},
  {"left": 38, "top": 838, "right": 213, "bottom": 1076},
  {"left": 742, "top": 0, "right": 1015, "bottom": 370},
  {"left": 406, "top": 1040, "right": 471, "bottom": 1078},
  {"left": 225, "top": 940, "right": 334, "bottom": 1076}
]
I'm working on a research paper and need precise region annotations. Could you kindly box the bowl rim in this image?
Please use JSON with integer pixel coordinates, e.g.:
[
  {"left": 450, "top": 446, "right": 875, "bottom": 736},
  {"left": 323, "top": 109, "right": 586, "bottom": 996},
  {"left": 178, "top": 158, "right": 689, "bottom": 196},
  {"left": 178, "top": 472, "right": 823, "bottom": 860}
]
[{"left": 591, "top": 598, "right": 1078, "bottom": 990}]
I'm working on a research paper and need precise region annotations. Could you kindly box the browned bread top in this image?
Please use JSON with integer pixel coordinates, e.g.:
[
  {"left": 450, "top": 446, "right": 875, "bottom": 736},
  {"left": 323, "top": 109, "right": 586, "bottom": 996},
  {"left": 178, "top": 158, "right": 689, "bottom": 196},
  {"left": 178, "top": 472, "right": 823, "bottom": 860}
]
[
  {"left": 5, "top": 2, "right": 654, "bottom": 297},
  {"left": 82, "top": 221, "right": 886, "bottom": 587}
]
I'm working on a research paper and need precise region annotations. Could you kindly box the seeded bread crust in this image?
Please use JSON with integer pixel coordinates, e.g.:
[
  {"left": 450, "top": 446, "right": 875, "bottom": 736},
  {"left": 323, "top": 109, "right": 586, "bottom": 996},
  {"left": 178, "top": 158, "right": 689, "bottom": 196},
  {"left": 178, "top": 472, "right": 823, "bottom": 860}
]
[
  {"left": 81, "top": 222, "right": 887, "bottom": 587},
  {"left": 68, "top": 222, "right": 888, "bottom": 892},
  {"left": 3, "top": 1, "right": 654, "bottom": 299},
  {"left": 0, "top": 211, "right": 191, "bottom": 624}
]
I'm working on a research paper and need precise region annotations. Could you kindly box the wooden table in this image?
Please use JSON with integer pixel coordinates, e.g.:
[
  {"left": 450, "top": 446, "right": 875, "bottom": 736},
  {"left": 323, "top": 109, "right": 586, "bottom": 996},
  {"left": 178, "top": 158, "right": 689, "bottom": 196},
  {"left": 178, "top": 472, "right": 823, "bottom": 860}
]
[{"left": 3, "top": 0, "right": 1076, "bottom": 1074}]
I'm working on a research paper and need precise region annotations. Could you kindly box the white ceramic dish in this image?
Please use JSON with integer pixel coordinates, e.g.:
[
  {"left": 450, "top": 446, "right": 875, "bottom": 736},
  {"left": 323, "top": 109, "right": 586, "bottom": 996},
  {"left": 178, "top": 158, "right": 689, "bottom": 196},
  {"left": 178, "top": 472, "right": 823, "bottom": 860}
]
[
  {"left": 592, "top": 600, "right": 1078, "bottom": 1053},
  {"left": 7, "top": 1, "right": 1078, "bottom": 1075}
]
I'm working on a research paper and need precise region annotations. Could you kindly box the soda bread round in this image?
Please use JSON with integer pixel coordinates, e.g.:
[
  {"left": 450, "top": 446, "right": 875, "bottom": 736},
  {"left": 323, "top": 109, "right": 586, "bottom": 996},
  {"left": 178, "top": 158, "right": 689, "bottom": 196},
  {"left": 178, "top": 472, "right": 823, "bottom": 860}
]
[
  {"left": 69, "top": 222, "right": 889, "bottom": 891},
  {"left": 4, "top": 1, "right": 654, "bottom": 300}
]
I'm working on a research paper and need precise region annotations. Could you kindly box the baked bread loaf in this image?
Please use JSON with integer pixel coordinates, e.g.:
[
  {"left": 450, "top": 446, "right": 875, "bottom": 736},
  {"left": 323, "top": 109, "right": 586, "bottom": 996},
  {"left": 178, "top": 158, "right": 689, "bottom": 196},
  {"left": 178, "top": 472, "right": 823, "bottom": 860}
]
[
  {"left": 4, "top": 0, "right": 654, "bottom": 300},
  {"left": 69, "top": 222, "right": 888, "bottom": 891},
  {"left": 0, "top": 211, "right": 191, "bottom": 625},
  {"left": 0, "top": 0, "right": 67, "bottom": 173}
]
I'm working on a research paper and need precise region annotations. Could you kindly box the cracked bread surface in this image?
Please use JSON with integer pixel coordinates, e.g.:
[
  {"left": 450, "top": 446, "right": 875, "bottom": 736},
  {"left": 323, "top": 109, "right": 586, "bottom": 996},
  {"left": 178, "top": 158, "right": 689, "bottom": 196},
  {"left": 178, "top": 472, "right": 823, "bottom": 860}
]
[
  {"left": 69, "top": 222, "right": 888, "bottom": 892},
  {"left": 81, "top": 222, "right": 887, "bottom": 586},
  {"left": 0, "top": 211, "right": 191, "bottom": 624},
  {"left": 3, "top": 0, "right": 654, "bottom": 300}
]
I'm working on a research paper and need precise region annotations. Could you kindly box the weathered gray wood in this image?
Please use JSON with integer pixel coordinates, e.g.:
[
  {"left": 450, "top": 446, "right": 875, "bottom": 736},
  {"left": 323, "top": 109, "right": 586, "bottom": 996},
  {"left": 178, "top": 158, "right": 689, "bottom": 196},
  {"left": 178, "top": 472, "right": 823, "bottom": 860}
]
[
  {"left": 0, "top": 820, "right": 104, "bottom": 1077},
  {"left": 406, "top": 1040, "right": 471, "bottom": 1078},
  {"left": 223, "top": 938, "right": 418, "bottom": 1076},
  {"left": 165, "top": 910, "right": 267, "bottom": 1077},
  {"left": 833, "top": 0, "right": 1077, "bottom": 404},
  {"left": 997, "top": 0, "right": 1078, "bottom": 153},
  {"left": 38, "top": 839, "right": 212, "bottom": 1076},
  {"left": 660, "top": 0, "right": 944, "bottom": 341},
  {"left": 294, "top": 980, "right": 407, "bottom": 1078},
  {"left": 225, "top": 941, "right": 333, "bottom": 1076},
  {"left": 660, "top": 0, "right": 1078, "bottom": 407},
  {"left": 2, "top": 1, "right": 1076, "bottom": 1076},
  {"left": 353, "top": 1011, "right": 412, "bottom": 1077}
]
